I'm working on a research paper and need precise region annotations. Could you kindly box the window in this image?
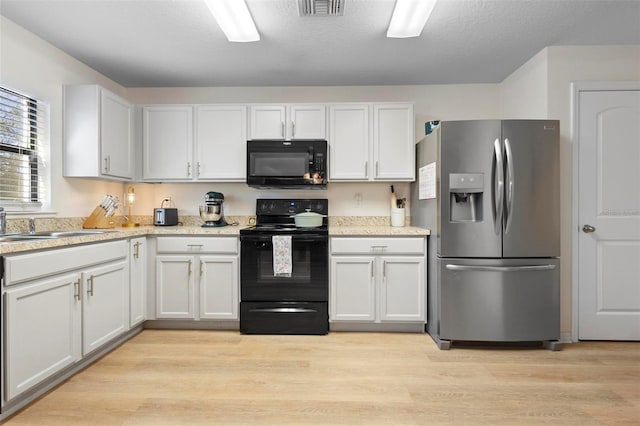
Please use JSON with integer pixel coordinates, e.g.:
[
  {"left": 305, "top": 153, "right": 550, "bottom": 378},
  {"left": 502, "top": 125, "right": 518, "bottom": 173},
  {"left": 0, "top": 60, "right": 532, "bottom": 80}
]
[{"left": 0, "top": 87, "right": 49, "bottom": 211}]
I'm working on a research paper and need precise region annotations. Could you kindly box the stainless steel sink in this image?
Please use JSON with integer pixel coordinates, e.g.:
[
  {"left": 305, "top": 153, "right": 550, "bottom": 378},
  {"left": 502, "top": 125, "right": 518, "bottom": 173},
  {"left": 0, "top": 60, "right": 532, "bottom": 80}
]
[{"left": 0, "top": 230, "right": 111, "bottom": 243}]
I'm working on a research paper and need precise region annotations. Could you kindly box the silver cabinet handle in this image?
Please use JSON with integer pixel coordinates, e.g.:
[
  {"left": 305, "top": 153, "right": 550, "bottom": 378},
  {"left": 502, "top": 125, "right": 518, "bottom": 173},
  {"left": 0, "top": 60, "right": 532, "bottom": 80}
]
[
  {"left": 281, "top": 121, "right": 285, "bottom": 138},
  {"left": 87, "top": 275, "right": 94, "bottom": 296},
  {"left": 493, "top": 138, "right": 504, "bottom": 235},
  {"left": 188, "top": 259, "right": 192, "bottom": 275},
  {"left": 382, "top": 260, "right": 386, "bottom": 279},
  {"left": 375, "top": 161, "right": 379, "bottom": 177},
  {"left": 446, "top": 264, "right": 556, "bottom": 272},
  {"left": 292, "top": 121, "right": 295, "bottom": 138},
  {"left": 133, "top": 241, "right": 141, "bottom": 259},
  {"left": 187, "top": 162, "right": 191, "bottom": 177},
  {"left": 364, "top": 161, "right": 368, "bottom": 177},
  {"left": 104, "top": 157, "right": 109, "bottom": 172},
  {"left": 504, "top": 138, "right": 514, "bottom": 234},
  {"left": 197, "top": 162, "right": 201, "bottom": 177},
  {"left": 582, "top": 224, "right": 596, "bottom": 233},
  {"left": 370, "top": 261, "right": 374, "bottom": 278},
  {"left": 199, "top": 259, "right": 204, "bottom": 276},
  {"left": 187, "top": 244, "right": 203, "bottom": 250},
  {"left": 74, "top": 278, "right": 81, "bottom": 301}
]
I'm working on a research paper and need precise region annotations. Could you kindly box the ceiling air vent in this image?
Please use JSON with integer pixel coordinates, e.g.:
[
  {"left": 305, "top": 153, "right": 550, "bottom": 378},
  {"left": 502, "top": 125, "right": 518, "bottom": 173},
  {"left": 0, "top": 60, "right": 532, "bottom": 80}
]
[{"left": 297, "top": 0, "right": 345, "bottom": 16}]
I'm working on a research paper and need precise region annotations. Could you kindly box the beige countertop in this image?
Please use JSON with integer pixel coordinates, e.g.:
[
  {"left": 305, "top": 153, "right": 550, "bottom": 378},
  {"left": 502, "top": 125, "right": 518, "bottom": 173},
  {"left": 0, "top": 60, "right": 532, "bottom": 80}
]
[{"left": 0, "top": 224, "right": 430, "bottom": 255}]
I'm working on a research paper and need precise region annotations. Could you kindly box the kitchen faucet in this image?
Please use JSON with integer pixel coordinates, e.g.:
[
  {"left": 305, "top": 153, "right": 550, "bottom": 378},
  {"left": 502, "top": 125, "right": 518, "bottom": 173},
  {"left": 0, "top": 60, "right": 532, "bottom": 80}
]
[{"left": 0, "top": 207, "right": 5, "bottom": 234}]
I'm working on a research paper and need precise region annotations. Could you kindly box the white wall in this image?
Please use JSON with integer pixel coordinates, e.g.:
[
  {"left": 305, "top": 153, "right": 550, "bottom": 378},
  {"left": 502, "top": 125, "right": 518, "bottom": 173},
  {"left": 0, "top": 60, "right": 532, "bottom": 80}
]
[
  {"left": 0, "top": 17, "right": 129, "bottom": 217},
  {"left": 500, "top": 48, "right": 549, "bottom": 118},
  {"left": 545, "top": 45, "right": 640, "bottom": 333}
]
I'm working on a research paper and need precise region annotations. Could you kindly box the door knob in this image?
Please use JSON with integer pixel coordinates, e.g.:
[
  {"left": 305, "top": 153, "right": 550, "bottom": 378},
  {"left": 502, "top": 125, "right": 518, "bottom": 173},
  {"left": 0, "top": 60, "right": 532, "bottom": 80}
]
[{"left": 582, "top": 224, "right": 596, "bottom": 233}]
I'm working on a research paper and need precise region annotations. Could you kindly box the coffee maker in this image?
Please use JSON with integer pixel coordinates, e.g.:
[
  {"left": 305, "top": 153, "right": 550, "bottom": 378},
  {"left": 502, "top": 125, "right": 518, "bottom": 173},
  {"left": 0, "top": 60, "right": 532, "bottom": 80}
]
[{"left": 199, "top": 191, "right": 228, "bottom": 227}]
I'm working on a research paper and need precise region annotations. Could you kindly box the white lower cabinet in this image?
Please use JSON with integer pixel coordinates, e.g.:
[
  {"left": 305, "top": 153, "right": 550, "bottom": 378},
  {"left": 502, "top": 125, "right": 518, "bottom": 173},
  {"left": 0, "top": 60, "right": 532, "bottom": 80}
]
[
  {"left": 2, "top": 240, "right": 130, "bottom": 401},
  {"left": 129, "top": 238, "right": 146, "bottom": 327},
  {"left": 155, "top": 237, "right": 239, "bottom": 321},
  {"left": 4, "top": 273, "right": 82, "bottom": 400},
  {"left": 81, "top": 260, "right": 129, "bottom": 355},
  {"left": 330, "top": 237, "right": 426, "bottom": 324}
]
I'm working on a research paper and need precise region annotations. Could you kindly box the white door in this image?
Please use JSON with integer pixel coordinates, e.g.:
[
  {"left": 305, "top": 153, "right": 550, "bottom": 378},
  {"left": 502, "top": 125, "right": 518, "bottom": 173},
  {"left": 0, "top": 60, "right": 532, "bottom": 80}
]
[
  {"left": 199, "top": 255, "right": 239, "bottom": 319},
  {"left": 330, "top": 256, "right": 376, "bottom": 321},
  {"left": 129, "top": 237, "right": 146, "bottom": 327},
  {"left": 578, "top": 88, "right": 640, "bottom": 340},
  {"left": 288, "top": 104, "right": 326, "bottom": 140},
  {"left": 100, "top": 90, "right": 133, "bottom": 179},
  {"left": 379, "top": 257, "right": 425, "bottom": 322},
  {"left": 249, "top": 105, "right": 286, "bottom": 139},
  {"left": 142, "top": 106, "right": 193, "bottom": 180},
  {"left": 373, "top": 103, "right": 415, "bottom": 181},
  {"left": 156, "top": 255, "right": 196, "bottom": 319},
  {"left": 196, "top": 105, "right": 247, "bottom": 180},
  {"left": 82, "top": 260, "right": 129, "bottom": 355},
  {"left": 5, "top": 273, "right": 82, "bottom": 400},
  {"left": 328, "top": 104, "right": 370, "bottom": 180}
]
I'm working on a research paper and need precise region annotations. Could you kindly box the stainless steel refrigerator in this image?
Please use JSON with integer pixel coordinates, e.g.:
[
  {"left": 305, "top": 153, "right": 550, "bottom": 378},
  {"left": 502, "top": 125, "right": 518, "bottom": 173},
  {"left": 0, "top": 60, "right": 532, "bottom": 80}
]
[{"left": 410, "top": 120, "right": 561, "bottom": 350}]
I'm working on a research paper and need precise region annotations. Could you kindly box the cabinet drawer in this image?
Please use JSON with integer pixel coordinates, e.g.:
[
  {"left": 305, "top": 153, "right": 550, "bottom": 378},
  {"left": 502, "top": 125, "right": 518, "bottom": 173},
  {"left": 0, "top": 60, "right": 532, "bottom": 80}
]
[
  {"left": 156, "top": 237, "right": 238, "bottom": 254},
  {"left": 330, "top": 237, "right": 425, "bottom": 255},
  {"left": 4, "top": 240, "right": 128, "bottom": 286}
]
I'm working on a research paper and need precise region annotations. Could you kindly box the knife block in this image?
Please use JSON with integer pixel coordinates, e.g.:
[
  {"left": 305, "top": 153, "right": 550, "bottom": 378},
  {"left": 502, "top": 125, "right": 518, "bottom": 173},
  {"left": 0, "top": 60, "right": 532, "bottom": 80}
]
[{"left": 83, "top": 206, "right": 116, "bottom": 229}]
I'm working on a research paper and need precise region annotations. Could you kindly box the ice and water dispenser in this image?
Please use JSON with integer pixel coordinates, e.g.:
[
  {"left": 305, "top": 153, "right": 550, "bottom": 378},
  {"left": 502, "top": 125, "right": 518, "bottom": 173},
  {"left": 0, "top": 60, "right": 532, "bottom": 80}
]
[{"left": 449, "top": 173, "right": 484, "bottom": 222}]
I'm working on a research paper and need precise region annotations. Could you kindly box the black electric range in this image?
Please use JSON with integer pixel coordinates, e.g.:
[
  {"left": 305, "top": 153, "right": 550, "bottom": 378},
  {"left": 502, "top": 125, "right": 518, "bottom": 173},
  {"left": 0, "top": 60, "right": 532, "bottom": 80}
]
[{"left": 239, "top": 199, "right": 329, "bottom": 335}]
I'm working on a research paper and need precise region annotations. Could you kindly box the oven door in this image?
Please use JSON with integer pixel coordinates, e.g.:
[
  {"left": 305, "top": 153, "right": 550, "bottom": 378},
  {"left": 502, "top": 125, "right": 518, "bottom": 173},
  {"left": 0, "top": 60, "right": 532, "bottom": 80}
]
[{"left": 240, "top": 233, "right": 328, "bottom": 302}]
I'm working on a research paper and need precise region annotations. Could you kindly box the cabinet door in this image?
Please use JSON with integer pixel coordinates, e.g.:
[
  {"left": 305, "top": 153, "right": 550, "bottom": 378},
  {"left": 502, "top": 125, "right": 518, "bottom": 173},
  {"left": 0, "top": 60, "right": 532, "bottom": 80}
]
[
  {"left": 82, "top": 260, "right": 130, "bottom": 355},
  {"left": 330, "top": 256, "right": 376, "bottom": 321},
  {"left": 199, "top": 255, "right": 239, "bottom": 319},
  {"left": 129, "top": 237, "right": 146, "bottom": 327},
  {"left": 328, "top": 104, "right": 370, "bottom": 180},
  {"left": 5, "top": 273, "right": 82, "bottom": 400},
  {"left": 156, "top": 255, "right": 196, "bottom": 319},
  {"left": 289, "top": 104, "right": 326, "bottom": 140},
  {"left": 379, "top": 256, "right": 425, "bottom": 322},
  {"left": 196, "top": 105, "right": 247, "bottom": 180},
  {"left": 143, "top": 106, "right": 193, "bottom": 180},
  {"left": 373, "top": 103, "right": 414, "bottom": 180},
  {"left": 101, "top": 90, "right": 133, "bottom": 179},
  {"left": 249, "top": 105, "right": 286, "bottom": 140}
]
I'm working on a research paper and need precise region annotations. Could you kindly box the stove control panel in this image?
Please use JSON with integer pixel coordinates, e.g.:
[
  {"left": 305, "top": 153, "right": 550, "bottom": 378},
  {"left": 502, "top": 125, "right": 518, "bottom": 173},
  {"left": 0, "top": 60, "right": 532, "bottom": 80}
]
[{"left": 256, "top": 199, "right": 328, "bottom": 216}]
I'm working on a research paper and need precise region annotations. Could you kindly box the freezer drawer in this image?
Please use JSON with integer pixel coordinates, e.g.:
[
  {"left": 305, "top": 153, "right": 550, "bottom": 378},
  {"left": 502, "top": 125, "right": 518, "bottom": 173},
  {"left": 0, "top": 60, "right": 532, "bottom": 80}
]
[{"left": 438, "top": 258, "right": 559, "bottom": 342}]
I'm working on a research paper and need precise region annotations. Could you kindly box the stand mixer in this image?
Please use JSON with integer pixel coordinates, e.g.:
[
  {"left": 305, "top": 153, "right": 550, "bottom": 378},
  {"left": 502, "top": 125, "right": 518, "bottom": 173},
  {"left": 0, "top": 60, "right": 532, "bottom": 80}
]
[{"left": 199, "top": 191, "right": 228, "bottom": 227}]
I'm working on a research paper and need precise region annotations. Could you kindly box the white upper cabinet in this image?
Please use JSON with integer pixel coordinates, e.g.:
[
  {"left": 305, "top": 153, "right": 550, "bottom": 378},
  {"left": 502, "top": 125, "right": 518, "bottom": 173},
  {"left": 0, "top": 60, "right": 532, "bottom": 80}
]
[
  {"left": 328, "top": 102, "right": 414, "bottom": 182},
  {"left": 142, "top": 106, "right": 193, "bottom": 180},
  {"left": 328, "top": 104, "right": 370, "bottom": 180},
  {"left": 249, "top": 104, "right": 326, "bottom": 140},
  {"left": 195, "top": 105, "right": 247, "bottom": 181},
  {"left": 373, "top": 103, "right": 415, "bottom": 181},
  {"left": 64, "top": 85, "right": 133, "bottom": 180}
]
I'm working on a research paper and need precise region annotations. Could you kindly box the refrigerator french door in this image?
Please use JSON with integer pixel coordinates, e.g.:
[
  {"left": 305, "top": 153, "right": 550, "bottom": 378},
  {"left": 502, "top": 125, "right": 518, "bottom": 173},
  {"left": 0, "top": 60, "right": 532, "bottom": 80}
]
[{"left": 414, "top": 119, "right": 560, "bottom": 349}]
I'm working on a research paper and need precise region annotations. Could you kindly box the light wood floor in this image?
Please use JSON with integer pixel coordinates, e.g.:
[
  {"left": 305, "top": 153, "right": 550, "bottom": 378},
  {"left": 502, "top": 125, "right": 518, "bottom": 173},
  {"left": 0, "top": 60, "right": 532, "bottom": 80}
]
[{"left": 2, "top": 330, "right": 639, "bottom": 425}]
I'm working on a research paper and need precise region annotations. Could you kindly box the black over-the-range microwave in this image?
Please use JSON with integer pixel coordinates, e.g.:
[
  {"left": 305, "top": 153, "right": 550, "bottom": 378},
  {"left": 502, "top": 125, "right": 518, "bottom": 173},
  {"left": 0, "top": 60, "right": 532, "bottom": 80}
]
[{"left": 246, "top": 139, "right": 327, "bottom": 189}]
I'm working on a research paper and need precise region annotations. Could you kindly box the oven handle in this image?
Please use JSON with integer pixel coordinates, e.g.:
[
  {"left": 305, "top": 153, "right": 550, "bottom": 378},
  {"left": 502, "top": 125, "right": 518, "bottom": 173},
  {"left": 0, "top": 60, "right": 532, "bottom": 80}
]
[
  {"left": 248, "top": 307, "right": 319, "bottom": 313},
  {"left": 242, "top": 235, "right": 327, "bottom": 243}
]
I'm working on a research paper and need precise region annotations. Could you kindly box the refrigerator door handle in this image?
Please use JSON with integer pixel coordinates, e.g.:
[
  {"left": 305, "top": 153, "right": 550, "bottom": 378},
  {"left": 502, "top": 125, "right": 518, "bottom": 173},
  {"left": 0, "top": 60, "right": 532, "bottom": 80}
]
[
  {"left": 445, "top": 264, "right": 556, "bottom": 272},
  {"left": 504, "top": 138, "right": 515, "bottom": 234},
  {"left": 493, "top": 138, "right": 504, "bottom": 234}
]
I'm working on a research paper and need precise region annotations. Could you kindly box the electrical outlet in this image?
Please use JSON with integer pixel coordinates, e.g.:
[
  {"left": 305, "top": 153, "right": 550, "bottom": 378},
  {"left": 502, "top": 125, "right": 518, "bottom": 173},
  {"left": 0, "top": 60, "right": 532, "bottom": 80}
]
[{"left": 355, "top": 193, "right": 363, "bottom": 206}]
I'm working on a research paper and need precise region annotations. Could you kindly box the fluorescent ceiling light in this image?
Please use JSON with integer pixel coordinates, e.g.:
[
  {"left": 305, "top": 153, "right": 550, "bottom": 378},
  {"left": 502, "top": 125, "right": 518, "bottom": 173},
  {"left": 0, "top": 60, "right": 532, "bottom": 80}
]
[
  {"left": 204, "top": 0, "right": 260, "bottom": 42},
  {"left": 387, "top": 0, "right": 436, "bottom": 38}
]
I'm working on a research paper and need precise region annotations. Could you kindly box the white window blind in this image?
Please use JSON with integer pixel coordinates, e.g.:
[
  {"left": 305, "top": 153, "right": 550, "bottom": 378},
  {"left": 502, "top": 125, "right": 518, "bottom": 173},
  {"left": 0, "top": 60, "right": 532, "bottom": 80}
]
[{"left": 0, "top": 87, "right": 49, "bottom": 210}]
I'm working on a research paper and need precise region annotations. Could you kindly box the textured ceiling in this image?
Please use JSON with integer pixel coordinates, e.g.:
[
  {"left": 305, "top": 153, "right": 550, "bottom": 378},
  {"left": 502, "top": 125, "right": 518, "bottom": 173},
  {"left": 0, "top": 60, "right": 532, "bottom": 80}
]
[{"left": 1, "top": 0, "right": 639, "bottom": 87}]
